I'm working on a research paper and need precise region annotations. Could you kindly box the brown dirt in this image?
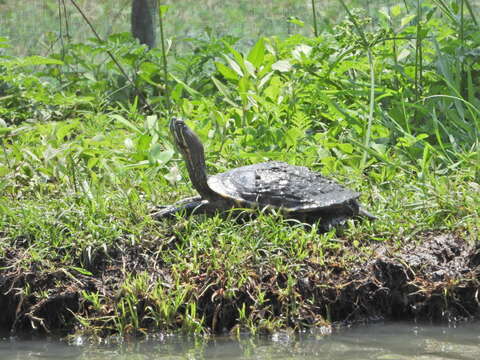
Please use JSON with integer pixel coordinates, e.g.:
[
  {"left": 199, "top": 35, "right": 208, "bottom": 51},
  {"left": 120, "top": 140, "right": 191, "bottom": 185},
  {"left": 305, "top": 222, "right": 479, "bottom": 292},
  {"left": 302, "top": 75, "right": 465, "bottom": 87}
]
[{"left": 0, "top": 230, "right": 479, "bottom": 338}]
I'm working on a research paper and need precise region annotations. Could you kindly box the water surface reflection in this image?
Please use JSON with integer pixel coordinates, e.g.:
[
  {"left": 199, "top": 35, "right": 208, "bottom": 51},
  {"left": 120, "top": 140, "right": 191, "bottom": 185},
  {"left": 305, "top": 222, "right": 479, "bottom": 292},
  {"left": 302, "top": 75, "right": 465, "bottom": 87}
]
[{"left": 1, "top": 322, "right": 479, "bottom": 359}]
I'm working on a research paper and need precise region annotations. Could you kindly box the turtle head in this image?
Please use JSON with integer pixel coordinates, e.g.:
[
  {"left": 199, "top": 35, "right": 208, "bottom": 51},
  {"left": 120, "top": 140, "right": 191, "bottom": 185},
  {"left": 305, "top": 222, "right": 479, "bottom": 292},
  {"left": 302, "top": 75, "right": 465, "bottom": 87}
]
[
  {"left": 169, "top": 117, "right": 216, "bottom": 200},
  {"left": 170, "top": 117, "right": 200, "bottom": 158}
]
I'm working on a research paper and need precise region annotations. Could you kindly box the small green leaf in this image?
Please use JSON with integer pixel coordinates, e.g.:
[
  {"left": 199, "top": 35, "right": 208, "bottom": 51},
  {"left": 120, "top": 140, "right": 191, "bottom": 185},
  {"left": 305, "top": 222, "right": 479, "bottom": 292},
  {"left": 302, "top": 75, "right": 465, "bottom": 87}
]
[
  {"left": 292, "top": 44, "right": 312, "bottom": 60},
  {"left": 287, "top": 17, "right": 305, "bottom": 27},
  {"left": 451, "top": 1, "right": 459, "bottom": 14},
  {"left": 0, "top": 127, "right": 12, "bottom": 135},
  {"left": 400, "top": 14, "right": 416, "bottom": 29},
  {"left": 170, "top": 73, "right": 202, "bottom": 97},
  {"left": 244, "top": 60, "right": 256, "bottom": 78},
  {"left": 391, "top": 4, "right": 402, "bottom": 17},
  {"left": 87, "top": 157, "right": 99, "bottom": 169},
  {"left": 238, "top": 76, "right": 250, "bottom": 94},
  {"left": 56, "top": 121, "right": 78, "bottom": 141},
  {"left": 425, "top": 7, "right": 437, "bottom": 22},
  {"left": 171, "top": 83, "right": 184, "bottom": 103},
  {"left": 159, "top": 5, "right": 170, "bottom": 17},
  {"left": 397, "top": 48, "right": 411, "bottom": 62},
  {"left": 145, "top": 115, "right": 158, "bottom": 133},
  {"left": 137, "top": 134, "right": 152, "bottom": 153},
  {"left": 272, "top": 60, "right": 292, "bottom": 72},
  {"left": 165, "top": 165, "right": 181, "bottom": 184},
  {"left": 69, "top": 266, "right": 93, "bottom": 276}
]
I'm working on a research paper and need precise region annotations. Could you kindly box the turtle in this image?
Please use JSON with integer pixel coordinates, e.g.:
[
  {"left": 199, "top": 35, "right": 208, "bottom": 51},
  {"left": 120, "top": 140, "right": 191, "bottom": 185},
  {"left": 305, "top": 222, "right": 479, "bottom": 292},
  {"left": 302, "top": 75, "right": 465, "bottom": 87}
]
[{"left": 154, "top": 117, "right": 375, "bottom": 229}]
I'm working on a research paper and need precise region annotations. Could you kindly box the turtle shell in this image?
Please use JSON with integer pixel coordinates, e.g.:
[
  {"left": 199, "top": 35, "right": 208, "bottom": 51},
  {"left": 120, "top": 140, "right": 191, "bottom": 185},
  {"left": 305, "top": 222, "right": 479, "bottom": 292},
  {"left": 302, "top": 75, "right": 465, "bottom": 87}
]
[{"left": 207, "top": 161, "right": 360, "bottom": 212}]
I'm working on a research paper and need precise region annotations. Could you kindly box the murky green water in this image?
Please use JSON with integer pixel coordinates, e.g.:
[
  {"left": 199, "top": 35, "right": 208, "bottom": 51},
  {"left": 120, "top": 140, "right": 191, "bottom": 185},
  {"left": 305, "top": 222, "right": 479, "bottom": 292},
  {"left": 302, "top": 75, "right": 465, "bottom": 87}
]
[{"left": 1, "top": 322, "right": 479, "bottom": 360}]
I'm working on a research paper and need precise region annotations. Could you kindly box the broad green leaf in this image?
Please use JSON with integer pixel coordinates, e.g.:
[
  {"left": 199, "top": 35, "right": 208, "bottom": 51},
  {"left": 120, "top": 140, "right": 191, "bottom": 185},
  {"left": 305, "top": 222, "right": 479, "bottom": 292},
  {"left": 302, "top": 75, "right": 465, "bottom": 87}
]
[
  {"left": 215, "top": 61, "right": 239, "bottom": 81},
  {"left": 149, "top": 144, "right": 173, "bottom": 165},
  {"left": 247, "top": 38, "right": 265, "bottom": 69},
  {"left": 149, "top": 143, "right": 162, "bottom": 165},
  {"left": 223, "top": 42, "right": 245, "bottom": 70},
  {"left": 224, "top": 55, "right": 243, "bottom": 77},
  {"left": 337, "top": 143, "right": 353, "bottom": 154}
]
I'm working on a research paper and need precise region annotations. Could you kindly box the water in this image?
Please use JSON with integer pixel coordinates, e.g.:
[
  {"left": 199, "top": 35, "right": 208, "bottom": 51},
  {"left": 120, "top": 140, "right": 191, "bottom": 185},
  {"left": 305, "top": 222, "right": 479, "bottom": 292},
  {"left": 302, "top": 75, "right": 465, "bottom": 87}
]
[{"left": 1, "top": 322, "right": 480, "bottom": 360}]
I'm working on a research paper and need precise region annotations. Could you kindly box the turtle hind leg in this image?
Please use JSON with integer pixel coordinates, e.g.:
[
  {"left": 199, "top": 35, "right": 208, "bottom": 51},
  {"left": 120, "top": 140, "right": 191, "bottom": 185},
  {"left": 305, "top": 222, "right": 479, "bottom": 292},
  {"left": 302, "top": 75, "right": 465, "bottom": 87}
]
[{"left": 152, "top": 198, "right": 211, "bottom": 220}]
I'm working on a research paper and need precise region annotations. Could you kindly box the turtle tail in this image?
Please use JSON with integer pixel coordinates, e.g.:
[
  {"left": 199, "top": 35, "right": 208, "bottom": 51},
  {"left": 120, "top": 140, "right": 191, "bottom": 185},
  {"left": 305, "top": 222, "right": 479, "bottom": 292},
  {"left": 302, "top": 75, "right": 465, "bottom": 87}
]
[{"left": 358, "top": 207, "right": 377, "bottom": 220}]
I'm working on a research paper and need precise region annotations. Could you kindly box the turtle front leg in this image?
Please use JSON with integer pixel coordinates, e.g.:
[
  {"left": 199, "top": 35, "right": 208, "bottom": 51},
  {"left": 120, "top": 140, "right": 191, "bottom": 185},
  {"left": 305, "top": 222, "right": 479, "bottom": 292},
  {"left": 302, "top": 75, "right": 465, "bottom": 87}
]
[{"left": 152, "top": 198, "right": 212, "bottom": 220}]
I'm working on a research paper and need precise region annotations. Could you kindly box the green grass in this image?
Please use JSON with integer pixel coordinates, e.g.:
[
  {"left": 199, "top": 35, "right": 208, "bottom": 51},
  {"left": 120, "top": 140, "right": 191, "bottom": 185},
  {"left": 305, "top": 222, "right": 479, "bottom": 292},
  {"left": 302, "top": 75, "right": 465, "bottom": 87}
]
[{"left": 0, "top": 0, "right": 479, "bottom": 337}]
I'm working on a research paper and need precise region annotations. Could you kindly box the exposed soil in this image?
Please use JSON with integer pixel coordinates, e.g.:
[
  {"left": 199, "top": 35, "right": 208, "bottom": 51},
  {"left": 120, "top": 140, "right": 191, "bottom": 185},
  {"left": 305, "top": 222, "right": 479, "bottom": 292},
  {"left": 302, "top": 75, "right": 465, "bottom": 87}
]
[{"left": 0, "top": 230, "right": 479, "bottom": 338}]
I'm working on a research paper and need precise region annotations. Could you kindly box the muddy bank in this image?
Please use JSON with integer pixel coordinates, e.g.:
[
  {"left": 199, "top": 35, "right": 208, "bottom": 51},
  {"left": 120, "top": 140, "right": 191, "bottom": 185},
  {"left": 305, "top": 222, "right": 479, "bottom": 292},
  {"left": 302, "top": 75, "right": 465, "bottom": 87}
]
[{"left": 0, "top": 230, "right": 479, "bottom": 338}]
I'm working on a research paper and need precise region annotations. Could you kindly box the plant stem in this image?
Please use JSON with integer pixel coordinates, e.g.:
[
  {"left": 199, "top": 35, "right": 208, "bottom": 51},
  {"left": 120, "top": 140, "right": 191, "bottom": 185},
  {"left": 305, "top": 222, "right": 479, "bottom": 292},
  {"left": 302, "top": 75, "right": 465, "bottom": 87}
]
[
  {"left": 361, "top": 47, "right": 375, "bottom": 169},
  {"left": 414, "top": 0, "right": 423, "bottom": 101},
  {"left": 158, "top": 1, "right": 171, "bottom": 114}
]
